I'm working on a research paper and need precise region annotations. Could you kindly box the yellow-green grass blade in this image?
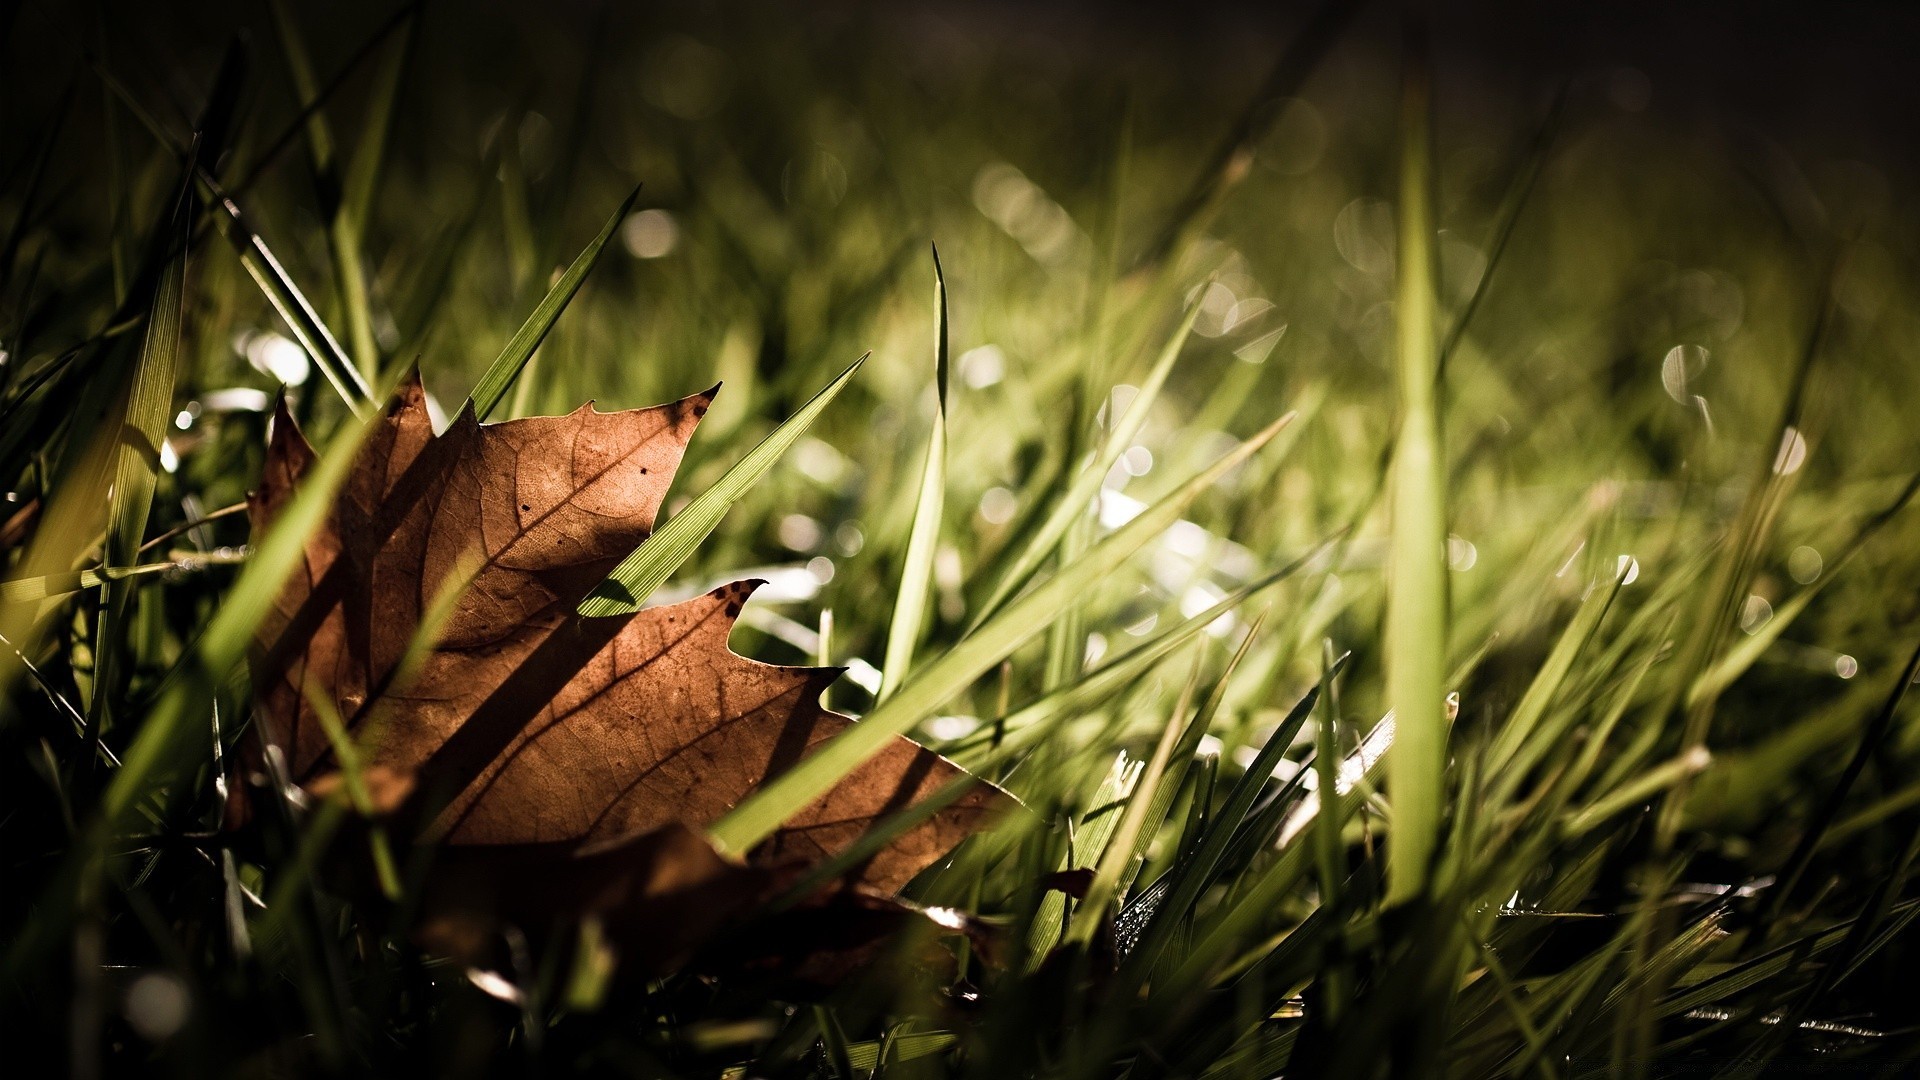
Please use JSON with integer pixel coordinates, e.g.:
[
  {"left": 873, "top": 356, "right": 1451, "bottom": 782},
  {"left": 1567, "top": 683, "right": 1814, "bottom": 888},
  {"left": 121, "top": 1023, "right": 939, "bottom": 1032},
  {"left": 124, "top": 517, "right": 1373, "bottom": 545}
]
[
  {"left": 1383, "top": 30, "right": 1447, "bottom": 906},
  {"left": 972, "top": 288, "right": 1204, "bottom": 628},
  {"left": 340, "top": 17, "right": 411, "bottom": 244},
  {"left": 267, "top": 0, "right": 379, "bottom": 379},
  {"left": 88, "top": 181, "right": 190, "bottom": 731},
  {"left": 466, "top": 185, "right": 641, "bottom": 422},
  {"left": 709, "top": 410, "right": 1294, "bottom": 858},
  {"left": 578, "top": 355, "right": 866, "bottom": 616},
  {"left": 879, "top": 245, "right": 950, "bottom": 701},
  {"left": 1484, "top": 566, "right": 1627, "bottom": 782},
  {"left": 331, "top": 20, "right": 412, "bottom": 377},
  {"left": 70, "top": 54, "right": 372, "bottom": 422}
]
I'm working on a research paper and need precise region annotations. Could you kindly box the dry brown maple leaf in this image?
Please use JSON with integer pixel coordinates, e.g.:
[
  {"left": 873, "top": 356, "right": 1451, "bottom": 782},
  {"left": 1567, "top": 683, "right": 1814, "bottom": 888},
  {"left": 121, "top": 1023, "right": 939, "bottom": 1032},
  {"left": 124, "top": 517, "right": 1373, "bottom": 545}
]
[{"left": 247, "top": 373, "right": 1002, "bottom": 898}]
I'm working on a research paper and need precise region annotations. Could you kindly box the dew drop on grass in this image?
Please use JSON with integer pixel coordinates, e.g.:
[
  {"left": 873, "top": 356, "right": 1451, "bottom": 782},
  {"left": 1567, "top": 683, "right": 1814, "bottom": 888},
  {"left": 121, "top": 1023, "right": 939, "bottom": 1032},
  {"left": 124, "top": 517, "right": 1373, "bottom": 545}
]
[
  {"left": 1740, "top": 595, "right": 1774, "bottom": 634},
  {"left": 1616, "top": 554, "right": 1640, "bottom": 585},
  {"left": 1661, "top": 344, "right": 1709, "bottom": 403},
  {"left": 621, "top": 209, "right": 679, "bottom": 258}
]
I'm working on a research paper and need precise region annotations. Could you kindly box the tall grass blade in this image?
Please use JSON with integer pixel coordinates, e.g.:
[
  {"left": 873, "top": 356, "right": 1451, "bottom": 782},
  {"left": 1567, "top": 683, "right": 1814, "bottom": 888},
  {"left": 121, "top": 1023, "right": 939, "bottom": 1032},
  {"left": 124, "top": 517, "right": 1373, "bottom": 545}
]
[
  {"left": 1383, "top": 21, "right": 1447, "bottom": 906},
  {"left": 88, "top": 172, "right": 192, "bottom": 737},
  {"left": 879, "top": 245, "right": 949, "bottom": 700}
]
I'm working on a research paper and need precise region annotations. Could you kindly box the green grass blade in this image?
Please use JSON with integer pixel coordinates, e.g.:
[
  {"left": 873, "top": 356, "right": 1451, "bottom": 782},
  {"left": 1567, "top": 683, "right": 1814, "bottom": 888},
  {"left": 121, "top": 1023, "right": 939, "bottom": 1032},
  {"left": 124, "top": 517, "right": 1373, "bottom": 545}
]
[
  {"left": 943, "top": 542, "right": 1335, "bottom": 763},
  {"left": 1383, "top": 29, "right": 1447, "bottom": 906},
  {"left": 709, "top": 410, "right": 1294, "bottom": 858},
  {"left": 578, "top": 355, "right": 866, "bottom": 616},
  {"left": 879, "top": 245, "right": 949, "bottom": 701},
  {"left": 466, "top": 185, "right": 641, "bottom": 422},
  {"left": 88, "top": 179, "right": 190, "bottom": 729},
  {"left": 1484, "top": 568, "right": 1625, "bottom": 779},
  {"left": 1067, "top": 652, "right": 1207, "bottom": 945},
  {"left": 1031, "top": 747, "right": 1149, "bottom": 964},
  {"left": 973, "top": 289, "right": 1204, "bottom": 627},
  {"left": 3, "top": 401, "right": 377, "bottom": 980},
  {"left": 211, "top": 185, "right": 375, "bottom": 416},
  {"left": 1119, "top": 657, "right": 1344, "bottom": 982}
]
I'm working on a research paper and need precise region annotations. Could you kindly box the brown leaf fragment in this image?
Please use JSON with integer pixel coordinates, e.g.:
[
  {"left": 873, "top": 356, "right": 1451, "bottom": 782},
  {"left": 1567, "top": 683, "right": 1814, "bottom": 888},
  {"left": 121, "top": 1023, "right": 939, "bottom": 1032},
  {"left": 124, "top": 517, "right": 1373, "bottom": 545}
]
[
  {"left": 247, "top": 374, "right": 1004, "bottom": 942},
  {"left": 414, "top": 822, "right": 777, "bottom": 974}
]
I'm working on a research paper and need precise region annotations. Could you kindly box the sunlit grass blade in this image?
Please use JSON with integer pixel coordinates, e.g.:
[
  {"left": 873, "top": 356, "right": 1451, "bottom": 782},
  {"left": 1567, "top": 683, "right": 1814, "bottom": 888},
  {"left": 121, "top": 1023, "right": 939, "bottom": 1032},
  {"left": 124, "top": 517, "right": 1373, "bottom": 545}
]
[
  {"left": 1484, "top": 566, "right": 1625, "bottom": 781},
  {"left": 1436, "top": 84, "right": 1566, "bottom": 375},
  {"left": 578, "top": 355, "right": 865, "bottom": 616},
  {"left": 1690, "top": 468, "right": 1920, "bottom": 706},
  {"left": 879, "top": 245, "right": 949, "bottom": 701},
  {"left": 1383, "top": 26, "right": 1447, "bottom": 906},
  {"left": 1118, "top": 656, "right": 1345, "bottom": 982},
  {"left": 1753, "top": 637, "right": 1920, "bottom": 937},
  {"left": 710, "top": 410, "right": 1294, "bottom": 858},
  {"left": 1031, "top": 746, "right": 1149, "bottom": 963},
  {"left": 945, "top": 541, "right": 1337, "bottom": 762},
  {"left": 973, "top": 289, "right": 1204, "bottom": 627},
  {"left": 466, "top": 185, "right": 641, "bottom": 422}
]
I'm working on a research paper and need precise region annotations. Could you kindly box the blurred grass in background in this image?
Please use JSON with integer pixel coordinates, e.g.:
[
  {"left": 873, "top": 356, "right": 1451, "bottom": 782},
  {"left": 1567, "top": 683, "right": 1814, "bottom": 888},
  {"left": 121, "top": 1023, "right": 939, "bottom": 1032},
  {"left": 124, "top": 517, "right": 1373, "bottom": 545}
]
[{"left": 4, "top": 0, "right": 1920, "bottom": 1075}]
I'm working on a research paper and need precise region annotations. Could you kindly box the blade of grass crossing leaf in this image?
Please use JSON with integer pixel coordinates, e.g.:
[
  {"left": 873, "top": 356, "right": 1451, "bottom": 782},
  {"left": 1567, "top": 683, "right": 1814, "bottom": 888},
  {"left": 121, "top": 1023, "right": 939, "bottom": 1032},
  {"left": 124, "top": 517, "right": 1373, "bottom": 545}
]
[
  {"left": 1383, "top": 28, "right": 1447, "bottom": 906},
  {"left": 579, "top": 355, "right": 866, "bottom": 616},
  {"left": 467, "top": 185, "right": 641, "bottom": 421},
  {"left": 879, "top": 245, "right": 950, "bottom": 701},
  {"left": 710, "top": 411, "right": 1294, "bottom": 858},
  {"left": 97, "top": 408, "right": 376, "bottom": 830},
  {"left": 973, "top": 289, "right": 1205, "bottom": 627}
]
